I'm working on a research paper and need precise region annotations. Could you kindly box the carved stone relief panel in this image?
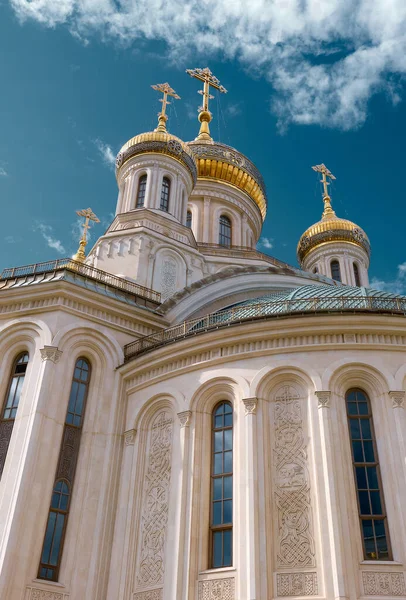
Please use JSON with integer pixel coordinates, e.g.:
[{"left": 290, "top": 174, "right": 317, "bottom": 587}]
[
  {"left": 272, "top": 385, "right": 316, "bottom": 569},
  {"left": 135, "top": 410, "right": 173, "bottom": 592},
  {"left": 276, "top": 572, "right": 318, "bottom": 596},
  {"left": 161, "top": 259, "right": 177, "bottom": 301},
  {"left": 26, "top": 587, "right": 70, "bottom": 600},
  {"left": 362, "top": 572, "right": 406, "bottom": 596},
  {"left": 198, "top": 578, "right": 235, "bottom": 600},
  {"left": 133, "top": 590, "right": 163, "bottom": 600}
]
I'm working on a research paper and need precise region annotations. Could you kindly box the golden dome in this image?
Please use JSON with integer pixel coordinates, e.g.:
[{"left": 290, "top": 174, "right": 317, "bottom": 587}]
[
  {"left": 297, "top": 197, "right": 370, "bottom": 263},
  {"left": 115, "top": 131, "right": 197, "bottom": 183},
  {"left": 187, "top": 140, "right": 267, "bottom": 220}
]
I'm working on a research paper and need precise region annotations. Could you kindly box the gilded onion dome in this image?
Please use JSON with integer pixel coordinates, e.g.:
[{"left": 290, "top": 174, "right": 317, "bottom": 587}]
[
  {"left": 187, "top": 140, "right": 267, "bottom": 220},
  {"left": 297, "top": 195, "right": 370, "bottom": 263}
]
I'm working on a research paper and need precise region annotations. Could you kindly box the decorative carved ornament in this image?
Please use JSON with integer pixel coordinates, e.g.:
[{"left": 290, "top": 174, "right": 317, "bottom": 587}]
[
  {"left": 315, "top": 391, "right": 331, "bottom": 409},
  {"left": 362, "top": 572, "right": 406, "bottom": 596},
  {"left": 136, "top": 411, "right": 173, "bottom": 590},
  {"left": 389, "top": 391, "right": 405, "bottom": 409},
  {"left": 40, "top": 346, "right": 63, "bottom": 363},
  {"left": 276, "top": 572, "right": 318, "bottom": 597},
  {"left": 177, "top": 411, "right": 192, "bottom": 428},
  {"left": 124, "top": 429, "right": 137, "bottom": 445},
  {"left": 198, "top": 578, "right": 235, "bottom": 600},
  {"left": 273, "top": 386, "right": 316, "bottom": 569},
  {"left": 133, "top": 590, "right": 162, "bottom": 600},
  {"left": 242, "top": 397, "right": 258, "bottom": 415},
  {"left": 26, "top": 587, "right": 69, "bottom": 600}
]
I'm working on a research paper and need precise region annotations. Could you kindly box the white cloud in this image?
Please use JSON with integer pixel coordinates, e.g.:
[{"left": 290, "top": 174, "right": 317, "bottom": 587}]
[
  {"left": 94, "top": 139, "right": 116, "bottom": 168},
  {"left": 36, "top": 223, "right": 66, "bottom": 255},
  {"left": 370, "top": 262, "right": 406, "bottom": 295},
  {"left": 258, "top": 236, "right": 273, "bottom": 250},
  {"left": 9, "top": 0, "right": 406, "bottom": 129},
  {"left": 0, "top": 167, "right": 7, "bottom": 177},
  {"left": 226, "top": 103, "right": 242, "bottom": 118}
]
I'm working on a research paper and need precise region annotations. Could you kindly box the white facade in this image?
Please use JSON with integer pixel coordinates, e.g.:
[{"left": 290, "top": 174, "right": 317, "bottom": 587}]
[{"left": 0, "top": 121, "right": 405, "bottom": 600}]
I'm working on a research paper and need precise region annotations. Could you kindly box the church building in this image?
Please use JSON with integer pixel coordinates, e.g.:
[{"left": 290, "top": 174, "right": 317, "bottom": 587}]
[{"left": 0, "top": 68, "right": 405, "bottom": 600}]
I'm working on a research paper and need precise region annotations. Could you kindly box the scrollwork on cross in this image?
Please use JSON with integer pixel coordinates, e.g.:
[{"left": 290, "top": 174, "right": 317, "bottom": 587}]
[
  {"left": 177, "top": 410, "right": 192, "bottom": 428},
  {"left": 315, "top": 391, "right": 331, "bottom": 409},
  {"left": 389, "top": 391, "right": 405, "bottom": 409},
  {"left": 242, "top": 397, "right": 258, "bottom": 415},
  {"left": 40, "top": 346, "right": 63, "bottom": 364}
]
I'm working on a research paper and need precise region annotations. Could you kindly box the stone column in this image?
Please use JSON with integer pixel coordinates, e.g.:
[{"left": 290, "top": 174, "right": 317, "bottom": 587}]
[
  {"left": 389, "top": 391, "right": 406, "bottom": 491},
  {"left": 203, "top": 198, "right": 211, "bottom": 243},
  {"left": 242, "top": 398, "right": 259, "bottom": 600},
  {"left": 315, "top": 391, "right": 348, "bottom": 600}
]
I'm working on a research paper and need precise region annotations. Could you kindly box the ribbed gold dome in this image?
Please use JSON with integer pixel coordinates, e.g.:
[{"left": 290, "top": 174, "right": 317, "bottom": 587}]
[
  {"left": 115, "top": 131, "right": 197, "bottom": 183},
  {"left": 297, "top": 197, "right": 370, "bottom": 263},
  {"left": 187, "top": 140, "right": 267, "bottom": 220}
]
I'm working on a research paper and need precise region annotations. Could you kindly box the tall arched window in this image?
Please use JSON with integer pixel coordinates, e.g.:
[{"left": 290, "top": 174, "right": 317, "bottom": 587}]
[
  {"left": 346, "top": 388, "right": 391, "bottom": 560},
  {"left": 210, "top": 401, "right": 233, "bottom": 568},
  {"left": 354, "top": 262, "right": 361, "bottom": 287},
  {"left": 186, "top": 210, "right": 192, "bottom": 228},
  {"left": 160, "top": 177, "right": 171, "bottom": 212},
  {"left": 313, "top": 266, "right": 318, "bottom": 273},
  {"left": 136, "top": 174, "right": 147, "bottom": 208},
  {"left": 331, "top": 260, "right": 341, "bottom": 282},
  {"left": 0, "top": 352, "right": 29, "bottom": 478},
  {"left": 38, "top": 358, "right": 91, "bottom": 581},
  {"left": 219, "top": 215, "right": 232, "bottom": 247}
]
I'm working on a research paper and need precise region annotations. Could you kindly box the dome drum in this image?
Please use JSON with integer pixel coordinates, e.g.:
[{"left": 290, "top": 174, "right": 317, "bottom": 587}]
[{"left": 298, "top": 225, "right": 370, "bottom": 262}]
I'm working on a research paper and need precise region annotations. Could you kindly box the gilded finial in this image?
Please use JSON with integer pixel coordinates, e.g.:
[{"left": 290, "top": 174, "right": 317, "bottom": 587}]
[
  {"left": 72, "top": 208, "right": 100, "bottom": 263},
  {"left": 312, "top": 164, "right": 337, "bottom": 219},
  {"left": 151, "top": 83, "right": 180, "bottom": 133},
  {"left": 186, "top": 67, "right": 227, "bottom": 141}
]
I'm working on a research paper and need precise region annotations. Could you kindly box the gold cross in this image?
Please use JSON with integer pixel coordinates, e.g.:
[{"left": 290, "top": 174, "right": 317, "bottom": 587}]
[
  {"left": 73, "top": 207, "right": 100, "bottom": 263},
  {"left": 186, "top": 67, "right": 227, "bottom": 141},
  {"left": 312, "top": 164, "right": 336, "bottom": 198},
  {"left": 151, "top": 82, "right": 180, "bottom": 133}
]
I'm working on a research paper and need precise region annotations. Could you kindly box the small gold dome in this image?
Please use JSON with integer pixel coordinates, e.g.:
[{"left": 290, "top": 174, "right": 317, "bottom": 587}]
[
  {"left": 297, "top": 197, "right": 370, "bottom": 263},
  {"left": 115, "top": 131, "right": 197, "bottom": 183}
]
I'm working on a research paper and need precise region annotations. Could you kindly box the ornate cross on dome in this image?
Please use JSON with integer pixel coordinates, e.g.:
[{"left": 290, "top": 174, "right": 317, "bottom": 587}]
[
  {"left": 73, "top": 208, "right": 100, "bottom": 263},
  {"left": 186, "top": 67, "right": 227, "bottom": 141},
  {"left": 151, "top": 82, "right": 180, "bottom": 133},
  {"left": 312, "top": 163, "right": 336, "bottom": 199}
]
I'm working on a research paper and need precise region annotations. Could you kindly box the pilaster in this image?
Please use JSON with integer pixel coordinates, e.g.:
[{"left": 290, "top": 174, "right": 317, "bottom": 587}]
[{"left": 203, "top": 198, "right": 211, "bottom": 243}]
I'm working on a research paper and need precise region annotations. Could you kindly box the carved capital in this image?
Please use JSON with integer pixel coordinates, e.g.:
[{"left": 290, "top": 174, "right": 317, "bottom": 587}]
[
  {"left": 40, "top": 346, "right": 63, "bottom": 363},
  {"left": 177, "top": 410, "right": 192, "bottom": 428},
  {"left": 124, "top": 429, "right": 137, "bottom": 445},
  {"left": 315, "top": 391, "right": 331, "bottom": 409},
  {"left": 389, "top": 390, "right": 405, "bottom": 409},
  {"left": 242, "top": 397, "right": 258, "bottom": 415}
]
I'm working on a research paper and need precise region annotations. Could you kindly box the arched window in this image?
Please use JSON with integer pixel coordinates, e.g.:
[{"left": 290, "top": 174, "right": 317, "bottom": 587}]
[
  {"left": 313, "top": 267, "right": 318, "bottom": 273},
  {"left": 354, "top": 262, "right": 361, "bottom": 287},
  {"left": 186, "top": 210, "right": 192, "bottom": 228},
  {"left": 219, "top": 215, "right": 232, "bottom": 247},
  {"left": 136, "top": 174, "right": 147, "bottom": 208},
  {"left": 346, "top": 388, "right": 391, "bottom": 560},
  {"left": 331, "top": 260, "right": 341, "bottom": 282},
  {"left": 38, "top": 358, "right": 91, "bottom": 581},
  {"left": 160, "top": 177, "right": 171, "bottom": 212},
  {"left": 210, "top": 401, "right": 233, "bottom": 568},
  {"left": 0, "top": 352, "right": 29, "bottom": 478}
]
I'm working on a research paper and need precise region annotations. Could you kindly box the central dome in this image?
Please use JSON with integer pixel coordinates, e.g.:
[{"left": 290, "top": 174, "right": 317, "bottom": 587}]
[{"left": 187, "top": 140, "right": 267, "bottom": 220}]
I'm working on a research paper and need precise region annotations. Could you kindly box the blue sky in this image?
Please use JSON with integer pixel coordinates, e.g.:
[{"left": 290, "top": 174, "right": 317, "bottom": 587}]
[{"left": 1, "top": 0, "right": 406, "bottom": 293}]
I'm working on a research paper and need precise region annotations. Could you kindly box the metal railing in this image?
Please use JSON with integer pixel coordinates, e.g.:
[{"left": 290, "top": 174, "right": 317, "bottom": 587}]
[
  {"left": 0, "top": 258, "right": 161, "bottom": 303},
  {"left": 124, "top": 294, "right": 406, "bottom": 361}
]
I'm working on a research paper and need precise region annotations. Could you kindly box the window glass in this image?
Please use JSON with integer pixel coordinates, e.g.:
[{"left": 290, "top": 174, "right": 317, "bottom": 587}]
[
  {"left": 219, "top": 215, "right": 232, "bottom": 247},
  {"left": 186, "top": 210, "right": 192, "bottom": 228},
  {"left": 331, "top": 260, "right": 341, "bottom": 282},
  {"left": 160, "top": 177, "right": 170, "bottom": 212},
  {"left": 136, "top": 174, "right": 147, "bottom": 208},
  {"left": 354, "top": 262, "right": 361, "bottom": 286}
]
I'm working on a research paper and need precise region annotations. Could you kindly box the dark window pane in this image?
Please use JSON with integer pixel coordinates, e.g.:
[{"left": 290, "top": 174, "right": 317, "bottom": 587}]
[
  {"left": 352, "top": 441, "right": 363, "bottom": 462},
  {"left": 212, "top": 501, "right": 222, "bottom": 525},
  {"left": 136, "top": 175, "right": 147, "bottom": 208},
  {"left": 213, "top": 531, "right": 222, "bottom": 568},
  {"left": 5, "top": 378, "right": 18, "bottom": 410},
  {"left": 347, "top": 391, "right": 356, "bottom": 402},
  {"left": 186, "top": 211, "right": 192, "bottom": 228},
  {"left": 223, "top": 530, "right": 232, "bottom": 566},
  {"left": 370, "top": 492, "right": 383, "bottom": 515},
  {"left": 50, "top": 513, "right": 65, "bottom": 566},
  {"left": 224, "top": 413, "right": 233, "bottom": 427},
  {"left": 214, "top": 415, "right": 223, "bottom": 429},
  {"left": 219, "top": 215, "right": 232, "bottom": 247},
  {"left": 224, "top": 451, "right": 232, "bottom": 473},
  {"left": 358, "top": 402, "right": 369, "bottom": 415},
  {"left": 350, "top": 419, "right": 361, "bottom": 440},
  {"left": 223, "top": 476, "right": 232, "bottom": 499},
  {"left": 224, "top": 429, "right": 232, "bottom": 451},
  {"left": 224, "top": 403, "right": 232, "bottom": 414},
  {"left": 363, "top": 441, "right": 375, "bottom": 462},
  {"left": 68, "top": 382, "right": 78, "bottom": 414},
  {"left": 41, "top": 512, "right": 57, "bottom": 563},
  {"left": 356, "top": 467, "right": 367, "bottom": 489},
  {"left": 331, "top": 260, "right": 341, "bottom": 282},
  {"left": 214, "top": 454, "right": 222, "bottom": 475},
  {"left": 358, "top": 491, "right": 371, "bottom": 515},
  {"left": 223, "top": 500, "right": 232, "bottom": 524},
  {"left": 213, "top": 478, "right": 222, "bottom": 501},
  {"left": 160, "top": 177, "right": 170, "bottom": 211},
  {"left": 360, "top": 419, "right": 372, "bottom": 440},
  {"left": 347, "top": 402, "right": 358, "bottom": 415},
  {"left": 367, "top": 467, "right": 379, "bottom": 489},
  {"left": 215, "top": 404, "right": 225, "bottom": 416},
  {"left": 214, "top": 431, "right": 223, "bottom": 452},
  {"left": 375, "top": 520, "right": 389, "bottom": 558},
  {"left": 354, "top": 263, "right": 361, "bottom": 287},
  {"left": 362, "top": 520, "right": 376, "bottom": 558}
]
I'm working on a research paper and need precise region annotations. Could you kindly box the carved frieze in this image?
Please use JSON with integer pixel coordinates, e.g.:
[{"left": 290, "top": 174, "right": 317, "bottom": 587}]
[
  {"left": 40, "top": 346, "right": 63, "bottom": 363},
  {"left": 362, "top": 572, "right": 406, "bottom": 596},
  {"left": 177, "top": 411, "right": 192, "bottom": 428},
  {"left": 136, "top": 411, "right": 173, "bottom": 589},
  {"left": 161, "top": 259, "right": 177, "bottom": 301},
  {"left": 242, "top": 397, "right": 258, "bottom": 415},
  {"left": 276, "top": 572, "right": 318, "bottom": 596},
  {"left": 198, "top": 578, "right": 235, "bottom": 600},
  {"left": 273, "top": 385, "right": 316, "bottom": 569},
  {"left": 389, "top": 391, "right": 405, "bottom": 409},
  {"left": 133, "top": 590, "right": 162, "bottom": 600},
  {"left": 315, "top": 391, "right": 331, "bottom": 409},
  {"left": 26, "top": 587, "right": 69, "bottom": 600}
]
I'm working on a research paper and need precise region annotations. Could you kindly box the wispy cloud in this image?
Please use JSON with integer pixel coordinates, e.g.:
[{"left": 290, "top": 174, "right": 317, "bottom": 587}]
[
  {"left": 36, "top": 223, "right": 66, "bottom": 255},
  {"left": 371, "top": 262, "right": 406, "bottom": 296},
  {"left": 9, "top": 0, "right": 406, "bottom": 130},
  {"left": 94, "top": 139, "right": 115, "bottom": 168},
  {"left": 225, "top": 103, "right": 242, "bottom": 118},
  {"left": 258, "top": 237, "right": 274, "bottom": 250},
  {"left": 0, "top": 167, "right": 8, "bottom": 177}
]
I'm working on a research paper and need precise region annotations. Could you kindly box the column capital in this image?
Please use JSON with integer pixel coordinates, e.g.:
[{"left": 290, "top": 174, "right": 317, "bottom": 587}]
[
  {"left": 242, "top": 397, "right": 258, "bottom": 415},
  {"left": 389, "top": 390, "right": 405, "bottom": 409},
  {"left": 315, "top": 390, "right": 331, "bottom": 409},
  {"left": 177, "top": 410, "right": 192, "bottom": 428},
  {"left": 40, "top": 346, "right": 63, "bottom": 363},
  {"left": 123, "top": 429, "right": 137, "bottom": 445}
]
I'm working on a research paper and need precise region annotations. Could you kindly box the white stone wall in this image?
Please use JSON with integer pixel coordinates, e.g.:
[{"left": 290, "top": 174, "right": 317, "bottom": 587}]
[{"left": 302, "top": 241, "right": 370, "bottom": 287}]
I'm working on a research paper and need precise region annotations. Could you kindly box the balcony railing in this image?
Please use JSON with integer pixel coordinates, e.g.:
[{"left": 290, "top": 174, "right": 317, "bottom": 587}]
[
  {"left": 0, "top": 258, "right": 161, "bottom": 304},
  {"left": 124, "top": 293, "right": 406, "bottom": 361}
]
